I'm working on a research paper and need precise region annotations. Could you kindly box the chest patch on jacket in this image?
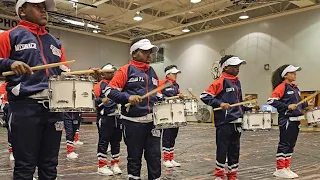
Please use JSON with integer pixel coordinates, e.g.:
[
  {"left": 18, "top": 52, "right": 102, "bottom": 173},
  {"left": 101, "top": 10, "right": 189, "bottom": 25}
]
[{"left": 15, "top": 43, "right": 37, "bottom": 51}]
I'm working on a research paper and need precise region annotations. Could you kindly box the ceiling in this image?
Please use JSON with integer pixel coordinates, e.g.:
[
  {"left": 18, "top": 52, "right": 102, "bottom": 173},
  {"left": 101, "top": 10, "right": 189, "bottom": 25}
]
[{"left": 0, "top": 0, "right": 320, "bottom": 43}]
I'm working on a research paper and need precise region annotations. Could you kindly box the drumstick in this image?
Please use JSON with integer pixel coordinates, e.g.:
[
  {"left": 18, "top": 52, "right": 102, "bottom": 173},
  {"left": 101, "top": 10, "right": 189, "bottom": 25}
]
[
  {"left": 98, "top": 97, "right": 110, "bottom": 107},
  {"left": 62, "top": 69, "right": 114, "bottom": 75},
  {"left": 213, "top": 99, "right": 257, "bottom": 111},
  {"left": 297, "top": 91, "right": 319, "bottom": 106},
  {"left": 2, "top": 60, "right": 76, "bottom": 76},
  {"left": 124, "top": 82, "right": 172, "bottom": 108},
  {"left": 186, "top": 88, "right": 199, "bottom": 102},
  {"left": 165, "top": 95, "right": 180, "bottom": 100}
]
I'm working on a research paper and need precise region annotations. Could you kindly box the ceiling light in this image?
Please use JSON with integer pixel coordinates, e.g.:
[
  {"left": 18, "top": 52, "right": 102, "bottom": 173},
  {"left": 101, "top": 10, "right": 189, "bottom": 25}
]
[
  {"left": 239, "top": 12, "right": 249, "bottom": 19},
  {"left": 63, "top": 18, "right": 100, "bottom": 29},
  {"left": 133, "top": 11, "right": 143, "bottom": 21},
  {"left": 93, "top": 29, "right": 101, "bottom": 33},
  {"left": 190, "top": 0, "right": 201, "bottom": 3},
  {"left": 182, "top": 27, "right": 190, "bottom": 33}
]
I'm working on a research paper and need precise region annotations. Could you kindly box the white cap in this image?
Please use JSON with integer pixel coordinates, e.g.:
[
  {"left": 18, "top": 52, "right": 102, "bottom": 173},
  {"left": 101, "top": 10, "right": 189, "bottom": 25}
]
[
  {"left": 16, "top": 0, "right": 56, "bottom": 19},
  {"left": 220, "top": 56, "right": 246, "bottom": 69},
  {"left": 102, "top": 64, "right": 114, "bottom": 70},
  {"left": 165, "top": 66, "right": 181, "bottom": 75},
  {"left": 130, "top": 39, "right": 159, "bottom": 55},
  {"left": 281, "top": 65, "right": 301, "bottom": 77}
]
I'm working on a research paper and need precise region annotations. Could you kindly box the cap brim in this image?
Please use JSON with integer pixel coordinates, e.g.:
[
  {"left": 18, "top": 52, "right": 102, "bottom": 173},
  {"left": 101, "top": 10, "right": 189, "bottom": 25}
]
[
  {"left": 171, "top": 69, "right": 181, "bottom": 74},
  {"left": 28, "top": 0, "right": 55, "bottom": 11},
  {"left": 139, "top": 44, "right": 159, "bottom": 54},
  {"left": 229, "top": 60, "right": 246, "bottom": 66},
  {"left": 288, "top": 67, "right": 301, "bottom": 73}
]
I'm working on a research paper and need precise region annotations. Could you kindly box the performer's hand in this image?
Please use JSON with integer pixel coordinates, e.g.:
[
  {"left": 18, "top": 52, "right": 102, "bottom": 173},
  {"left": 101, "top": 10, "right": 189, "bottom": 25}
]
[
  {"left": 11, "top": 61, "right": 33, "bottom": 75},
  {"left": 178, "top": 93, "right": 184, "bottom": 99},
  {"left": 288, "top": 104, "right": 297, "bottom": 111},
  {"left": 220, "top": 103, "right": 231, "bottom": 110},
  {"left": 244, "top": 95, "right": 253, "bottom": 101},
  {"left": 308, "top": 98, "right": 315, "bottom": 106},
  {"left": 129, "top": 95, "right": 142, "bottom": 105}
]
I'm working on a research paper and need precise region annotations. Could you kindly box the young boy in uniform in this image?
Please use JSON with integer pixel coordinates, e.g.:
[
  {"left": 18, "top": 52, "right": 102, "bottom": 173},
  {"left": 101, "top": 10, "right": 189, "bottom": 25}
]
[
  {"left": 104, "top": 38, "right": 162, "bottom": 180},
  {"left": 0, "top": 0, "right": 70, "bottom": 179},
  {"left": 200, "top": 55, "right": 251, "bottom": 180}
]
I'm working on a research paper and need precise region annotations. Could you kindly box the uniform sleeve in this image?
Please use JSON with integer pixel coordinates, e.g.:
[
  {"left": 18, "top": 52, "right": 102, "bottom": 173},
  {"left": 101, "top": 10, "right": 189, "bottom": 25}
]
[
  {"left": 200, "top": 78, "right": 224, "bottom": 108},
  {"left": 59, "top": 47, "right": 71, "bottom": 72},
  {"left": 267, "top": 83, "right": 288, "bottom": 111},
  {"left": 104, "top": 65, "right": 131, "bottom": 104},
  {"left": 0, "top": 31, "right": 16, "bottom": 74}
]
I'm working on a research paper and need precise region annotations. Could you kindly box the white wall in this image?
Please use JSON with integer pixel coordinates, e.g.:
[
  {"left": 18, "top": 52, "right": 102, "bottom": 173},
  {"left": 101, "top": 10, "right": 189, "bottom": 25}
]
[
  {"left": 51, "top": 30, "right": 130, "bottom": 70},
  {"left": 155, "top": 9, "right": 320, "bottom": 105}
]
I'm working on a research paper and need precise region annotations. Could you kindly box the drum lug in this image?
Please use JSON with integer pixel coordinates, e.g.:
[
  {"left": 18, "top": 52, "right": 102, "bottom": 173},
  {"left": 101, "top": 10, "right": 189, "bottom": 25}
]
[
  {"left": 73, "top": 89, "right": 76, "bottom": 100},
  {"left": 48, "top": 89, "right": 52, "bottom": 99}
]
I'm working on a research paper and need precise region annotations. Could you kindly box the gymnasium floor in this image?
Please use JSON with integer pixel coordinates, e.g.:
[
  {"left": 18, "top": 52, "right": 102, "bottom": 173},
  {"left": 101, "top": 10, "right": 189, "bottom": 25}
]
[{"left": 0, "top": 124, "right": 320, "bottom": 180}]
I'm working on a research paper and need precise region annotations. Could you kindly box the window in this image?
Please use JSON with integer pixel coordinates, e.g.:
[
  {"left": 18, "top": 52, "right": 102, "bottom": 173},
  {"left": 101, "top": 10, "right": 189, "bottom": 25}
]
[{"left": 151, "top": 47, "right": 164, "bottom": 63}]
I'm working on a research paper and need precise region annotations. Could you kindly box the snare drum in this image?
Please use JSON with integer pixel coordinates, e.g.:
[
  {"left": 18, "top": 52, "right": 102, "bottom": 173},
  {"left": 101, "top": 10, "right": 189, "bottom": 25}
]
[
  {"left": 306, "top": 107, "right": 320, "bottom": 124},
  {"left": 184, "top": 99, "right": 198, "bottom": 116},
  {"left": 48, "top": 75, "right": 95, "bottom": 112},
  {"left": 242, "top": 112, "right": 272, "bottom": 130},
  {"left": 153, "top": 99, "right": 187, "bottom": 129}
]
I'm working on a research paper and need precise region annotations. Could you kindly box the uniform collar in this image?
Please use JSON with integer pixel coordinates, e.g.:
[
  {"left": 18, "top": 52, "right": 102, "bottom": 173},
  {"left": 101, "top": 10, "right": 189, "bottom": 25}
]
[{"left": 18, "top": 20, "right": 47, "bottom": 35}]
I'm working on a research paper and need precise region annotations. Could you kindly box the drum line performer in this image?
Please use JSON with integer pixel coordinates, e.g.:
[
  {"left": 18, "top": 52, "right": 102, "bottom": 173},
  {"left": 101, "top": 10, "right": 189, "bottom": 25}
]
[
  {"left": 0, "top": 0, "right": 70, "bottom": 179},
  {"left": 200, "top": 55, "right": 252, "bottom": 180},
  {"left": 94, "top": 64, "right": 122, "bottom": 176},
  {"left": 159, "top": 65, "right": 184, "bottom": 168},
  {"left": 267, "top": 64, "right": 312, "bottom": 179},
  {"left": 103, "top": 38, "right": 162, "bottom": 180}
]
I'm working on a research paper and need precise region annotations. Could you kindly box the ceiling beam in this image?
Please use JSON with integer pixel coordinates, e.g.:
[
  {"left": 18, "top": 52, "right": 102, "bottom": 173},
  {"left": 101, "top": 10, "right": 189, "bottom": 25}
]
[
  {"left": 77, "top": 0, "right": 111, "bottom": 12},
  {"left": 144, "top": 2, "right": 280, "bottom": 37},
  {"left": 153, "top": 4, "right": 320, "bottom": 44},
  {"left": 106, "top": 0, "right": 225, "bottom": 35},
  {"left": 0, "top": 14, "right": 130, "bottom": 43},
  {"left": 102, "top": 0, "right": 172, "bottom": 23}
]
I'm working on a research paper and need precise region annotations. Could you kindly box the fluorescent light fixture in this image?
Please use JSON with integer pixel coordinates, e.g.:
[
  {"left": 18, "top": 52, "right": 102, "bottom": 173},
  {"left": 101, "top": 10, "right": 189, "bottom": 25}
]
[
  {"left": 63, "top": 18, "right": 99, "bottom": 29},
  {"left": 190, "top": 0, "right": 201, "bottom": 3},
  {"left": 133, "top": 11, "right": 143, "bottom": 21},
  {"left": 93, "top": 29, "right": 101, "bottom": 33},
  {"left": 182, "top": 27, "right": 190, "bottom": 33},
  {"left": 239, "top": 12, "right": 249, "bottom": 19}
]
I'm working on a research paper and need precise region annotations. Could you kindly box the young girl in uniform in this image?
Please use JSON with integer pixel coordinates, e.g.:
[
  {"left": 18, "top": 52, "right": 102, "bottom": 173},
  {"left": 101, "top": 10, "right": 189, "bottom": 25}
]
[{"left": 268, "top": 64, "right": 311, "bottom": 179}]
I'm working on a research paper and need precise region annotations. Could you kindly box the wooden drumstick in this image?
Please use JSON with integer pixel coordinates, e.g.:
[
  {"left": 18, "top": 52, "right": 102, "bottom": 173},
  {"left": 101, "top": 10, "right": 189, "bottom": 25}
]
[
  {"left": 62, "top": 69, "right": 114, "bottom": 75},
  {"left": 124, "top": 82, "right": 172, "bottom": 108},
  {"left": 165, "top": 95, "right": 180, "bottom": 100},
  {"left": 213, "top": 99, "right": 257, "bottom": 111},
  {"left": 297, "top": 91, "right": 319, "bottom": 106},
  {"left": 98, "top": 97, "right": 110, "bottom": 107},
  {"left": 186, "top": 88, "right": 199, "bottom": 102},
  {"left": 2, "top": 60, "right": 76, "bottom": 76}
]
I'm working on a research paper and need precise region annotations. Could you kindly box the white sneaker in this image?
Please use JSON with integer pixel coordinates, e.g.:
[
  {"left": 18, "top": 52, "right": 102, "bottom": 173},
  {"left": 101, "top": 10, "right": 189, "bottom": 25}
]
[
  {"left": 273, "top": 169, "right": 294, "bottom": 179},
  {"left": 74, "top": 141, "right": 84, "bottom": 146},
  {"left": 97, "top": 166, "right": 114, "bottom": 176},
  {"left": 33, "top": 178, "right": 36, "bottom": 180},
  {"left": 215, "top": 177, "right": 223, "bottom": 180},
  {"left": 163, "top": 161, "right": 174, "bottom": 168},
  {"left": 67, "top": 152, "right": 78, "bottom": 160},
  {"left": 111, "top": 164, "right": 122, "bottom": 175},
  {"left": 170, "top": 160, "right": 181, "bottom": 167},
  {"left": 286, "top": 168, "right": 299, "bottom": 178},
  {"left": 9, "top": 152, "right": 15, "bottom": 161}
]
